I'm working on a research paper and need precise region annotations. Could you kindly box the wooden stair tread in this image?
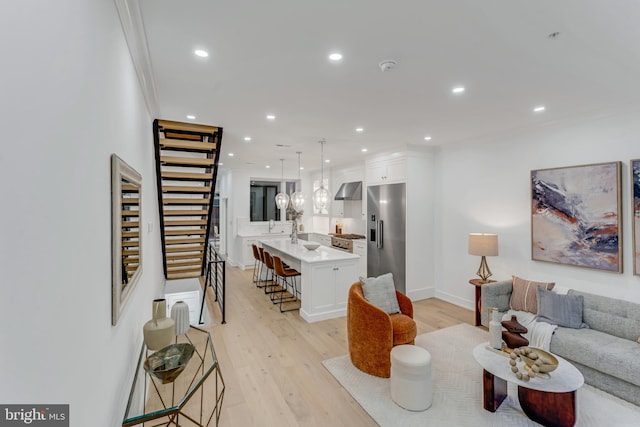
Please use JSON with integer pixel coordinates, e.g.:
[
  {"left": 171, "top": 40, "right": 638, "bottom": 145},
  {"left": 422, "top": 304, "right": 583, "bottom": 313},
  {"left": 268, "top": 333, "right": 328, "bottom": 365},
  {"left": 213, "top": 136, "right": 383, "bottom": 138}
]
[
  {"left": 166, "top": 271, "right": 203, "bottom": 280},
  {"left": 162, "top": 198, "right": 210, "bottom": 205},
  {"left": 161, "top": 171, "right": 212, "bottom": 181},
  {"left": 162, "top": 185, "right": 212, "bottom": 193},
  {"left": 122, "top": 231, "right": 139, "bottom": 238},
  {"left": 122, "top": 184, "right": 140, "bottom": 192},
  {"left": 163, "top": 229, "right": 206, "bottom": 236},
  {"left": 121, "top": 198, "right": 139, "bottom": 205},
  {"left": 160, "top": 156, "right": 215, "bottom": 167},
  {"left": 165, "top": 237, "right": 206, "bottom": 245},
  {"left": 165, "top": 246, "right": 204, "bottom": 253},
  {"left": 157, "top": 120, "right": 218, "bottom": 134},
  {"left": 121, "top": 210, "right": 139, "bottom": 217},
  {"left": 166, "top": 260, "right": 204, "bottom": 268},
  {"left": 122, "top": 221, "right": 139, "bottom": 227},
  {"left": 166, "top": 253, "right": 204, "bottom": 261},
  {"left": 121, "top": 241, "right": 140, "bottom": 247},
  {"left": 160, "top": 138, "right": 216, "bottom": 152},
  {"left": 163, "top": 209, "right": 208, "bottom": 216},
  {"left": 166, "top": 265, "right": 202, "bottom": 272},
  {"left": 123, "top": 249, "right": 140, "bottom": 256},
  {"left": 165, "top": 219, "right": 208, "bottom": 226}
]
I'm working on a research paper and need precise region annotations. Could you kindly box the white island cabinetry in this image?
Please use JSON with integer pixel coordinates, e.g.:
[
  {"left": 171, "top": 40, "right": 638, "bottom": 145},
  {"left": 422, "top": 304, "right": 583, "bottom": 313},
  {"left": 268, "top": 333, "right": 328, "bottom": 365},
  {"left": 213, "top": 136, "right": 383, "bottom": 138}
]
[
  {"left": 352, "top": 240, "right": 367, "bottom": 278},
  {"left": 309, "top": 233, "right": 331, "bottom": 247},
  {"left": 260, "top": 239, "right": 359, "bottom": 322},
  {"left": 239, "top": 233, "right": 288, "bottom": 269}
]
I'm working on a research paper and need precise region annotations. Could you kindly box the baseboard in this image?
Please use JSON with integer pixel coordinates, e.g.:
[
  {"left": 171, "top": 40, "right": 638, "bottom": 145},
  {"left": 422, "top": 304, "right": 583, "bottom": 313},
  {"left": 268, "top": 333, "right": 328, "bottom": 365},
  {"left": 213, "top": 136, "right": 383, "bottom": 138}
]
[
  {"left": 407, "top": 286, "right": 435, "bottom": 301},
  {"left": 435, "top": 289, "right": 474, "bottom": 311}
]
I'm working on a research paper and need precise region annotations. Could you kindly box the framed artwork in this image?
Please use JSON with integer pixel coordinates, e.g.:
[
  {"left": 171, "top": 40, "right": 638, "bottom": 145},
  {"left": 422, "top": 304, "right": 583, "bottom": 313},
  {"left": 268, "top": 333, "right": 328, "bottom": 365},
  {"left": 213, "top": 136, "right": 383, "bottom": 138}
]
[
  {"left": 632, "top": 159, "right": 640, "bottom": 275},
  {"left": 112, "top": 154, "right": 143, "bottom": 325},
  {"left": 531, "top": 161, "right": 622, "bottom": 272}
]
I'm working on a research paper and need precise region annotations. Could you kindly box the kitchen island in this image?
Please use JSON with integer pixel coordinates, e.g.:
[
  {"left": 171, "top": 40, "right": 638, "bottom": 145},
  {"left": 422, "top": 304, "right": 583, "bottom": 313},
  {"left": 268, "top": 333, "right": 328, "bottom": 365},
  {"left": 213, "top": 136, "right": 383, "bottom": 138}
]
[{"left": 260, "top": 239, "right": 359, "bottom": 323}]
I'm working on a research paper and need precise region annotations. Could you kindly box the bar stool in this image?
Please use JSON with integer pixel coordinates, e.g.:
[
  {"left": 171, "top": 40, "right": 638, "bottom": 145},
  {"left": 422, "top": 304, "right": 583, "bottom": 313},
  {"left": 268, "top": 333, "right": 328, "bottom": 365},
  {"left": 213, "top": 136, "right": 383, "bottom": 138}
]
[
  {"left": 251, "top": 244, "right": 263, "bottom": 287},
  {"left": 261, "top": 251, "right": 278, "bottom": 295},
  {"left": 272, "top": 255, "right": 301, "bottom": 312}
]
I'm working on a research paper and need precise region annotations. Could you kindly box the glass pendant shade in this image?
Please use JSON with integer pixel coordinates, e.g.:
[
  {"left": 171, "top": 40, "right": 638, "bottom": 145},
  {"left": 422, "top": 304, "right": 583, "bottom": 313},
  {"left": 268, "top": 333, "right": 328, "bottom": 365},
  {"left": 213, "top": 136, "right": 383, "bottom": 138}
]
[
  {"left": 291, "top": 191, "right": 305, "bottom": 212},
  {"left": 291, "top": 151, "right": 305, "bottom": 212},
  {"left": 275, "top": 192, "right": 290, "bottom": 210},
  {"left": 313, "top": 186, "right": 330, "bottom": 211},
  {"left": 275, "top": 158, "right": 289, "bottom": 210}
]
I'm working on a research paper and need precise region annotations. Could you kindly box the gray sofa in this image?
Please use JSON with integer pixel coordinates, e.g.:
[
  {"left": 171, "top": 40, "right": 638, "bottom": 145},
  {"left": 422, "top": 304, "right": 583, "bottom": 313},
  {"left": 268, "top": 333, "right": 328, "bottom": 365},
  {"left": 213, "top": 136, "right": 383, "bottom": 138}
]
[{"left": 481, "top": 280, "right": 640, "bottom": 406}]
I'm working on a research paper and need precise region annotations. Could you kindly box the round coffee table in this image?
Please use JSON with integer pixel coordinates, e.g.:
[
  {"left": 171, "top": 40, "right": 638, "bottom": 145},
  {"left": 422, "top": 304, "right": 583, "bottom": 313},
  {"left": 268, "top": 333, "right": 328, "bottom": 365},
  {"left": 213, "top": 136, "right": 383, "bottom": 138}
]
[{"left": 473, "top": 343, "right": 584, "bottom": 427}]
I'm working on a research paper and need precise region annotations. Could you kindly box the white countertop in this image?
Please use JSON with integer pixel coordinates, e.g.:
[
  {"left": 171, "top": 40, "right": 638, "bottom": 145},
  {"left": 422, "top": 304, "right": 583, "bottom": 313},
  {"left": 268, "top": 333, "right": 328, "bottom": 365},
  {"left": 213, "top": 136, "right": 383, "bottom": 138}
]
[
  {"left": 260, "top": 239, "right": 359, "bottom": 263},
  {"left": 237, "top": 232, "right": 290, "bottom": 238}
]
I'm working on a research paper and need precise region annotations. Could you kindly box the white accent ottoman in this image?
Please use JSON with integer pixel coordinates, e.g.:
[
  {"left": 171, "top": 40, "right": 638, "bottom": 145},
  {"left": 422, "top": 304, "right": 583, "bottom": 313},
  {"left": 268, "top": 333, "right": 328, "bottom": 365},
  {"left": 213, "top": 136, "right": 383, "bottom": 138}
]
[{"left": 390, "top": 344, "right": 433, "bottom": 411}]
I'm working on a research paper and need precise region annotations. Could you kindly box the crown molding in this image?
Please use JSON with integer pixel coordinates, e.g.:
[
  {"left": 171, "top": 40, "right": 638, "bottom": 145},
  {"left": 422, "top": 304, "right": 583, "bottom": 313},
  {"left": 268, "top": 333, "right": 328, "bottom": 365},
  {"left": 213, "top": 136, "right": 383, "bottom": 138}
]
[{"left": 114, "top": 0, "right": 159, "bottom": 117}]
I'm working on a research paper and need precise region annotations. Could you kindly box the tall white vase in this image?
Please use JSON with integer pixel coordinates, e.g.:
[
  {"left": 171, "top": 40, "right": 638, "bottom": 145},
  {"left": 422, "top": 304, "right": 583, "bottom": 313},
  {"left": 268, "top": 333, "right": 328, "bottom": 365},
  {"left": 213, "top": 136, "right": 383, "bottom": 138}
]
[
  {"left": 143, "top": 299, "right": 175, "bottom": 351},
  {"left": 489, "top": 308, "right": 502, "bottom": 350},
  {"left": 171, "top": 301, "right": 190, "bottom": 336}
]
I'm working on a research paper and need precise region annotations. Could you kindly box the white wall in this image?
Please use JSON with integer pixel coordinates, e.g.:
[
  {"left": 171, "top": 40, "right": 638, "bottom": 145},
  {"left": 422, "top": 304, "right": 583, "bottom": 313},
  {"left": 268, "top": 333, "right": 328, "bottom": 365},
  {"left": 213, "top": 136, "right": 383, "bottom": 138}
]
[
  {"left": 0, "top": 2, "right": 164, "bottom": 425},
  {"left": 434, "top": 107, "right": 640, "bottom": 310}
]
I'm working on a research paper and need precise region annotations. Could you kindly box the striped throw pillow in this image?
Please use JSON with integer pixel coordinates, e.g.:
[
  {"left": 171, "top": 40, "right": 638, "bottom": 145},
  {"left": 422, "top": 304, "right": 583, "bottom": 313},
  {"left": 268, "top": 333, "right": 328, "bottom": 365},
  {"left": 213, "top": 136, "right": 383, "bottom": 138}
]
[{"left": 509, "top": 276, "right": 555, "bottom": 314}]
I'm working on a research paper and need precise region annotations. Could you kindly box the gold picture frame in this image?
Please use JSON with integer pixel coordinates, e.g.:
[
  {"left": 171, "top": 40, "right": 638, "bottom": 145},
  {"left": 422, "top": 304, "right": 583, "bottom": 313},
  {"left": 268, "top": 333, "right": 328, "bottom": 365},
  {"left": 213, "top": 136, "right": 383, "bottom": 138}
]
[{"left": 112, "top": 154, "right": 143, "bottom": 325}]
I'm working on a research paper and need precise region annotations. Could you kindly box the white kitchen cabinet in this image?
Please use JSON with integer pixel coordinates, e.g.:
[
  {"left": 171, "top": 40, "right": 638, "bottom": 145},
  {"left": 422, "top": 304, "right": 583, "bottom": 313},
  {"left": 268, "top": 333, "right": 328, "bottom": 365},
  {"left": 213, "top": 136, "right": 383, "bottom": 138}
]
[
  {"left": 331, "top": 199, "right": 344, "bottom": 217},
  {"left": 352, "top": 240, "right": 367, "bottom": 278},
  {"left": 164, "top": 279, "right": 202, "bottom": 325},
  {"left": 306, "top": 259, "right": 358, "bottom": 314},
  {"left": 241, "top": 238, "right": 258, "bottom": 269},
  {"left": 366, "top": 156, "right": 406, "bottom": 185}
]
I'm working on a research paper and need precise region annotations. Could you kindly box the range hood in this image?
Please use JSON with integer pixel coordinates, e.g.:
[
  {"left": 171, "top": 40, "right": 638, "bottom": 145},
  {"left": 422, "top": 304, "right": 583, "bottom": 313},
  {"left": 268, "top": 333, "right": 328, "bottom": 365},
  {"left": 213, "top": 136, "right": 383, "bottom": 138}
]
[{"left": 334, "top": 181, "right": 362, "bottom": 200}]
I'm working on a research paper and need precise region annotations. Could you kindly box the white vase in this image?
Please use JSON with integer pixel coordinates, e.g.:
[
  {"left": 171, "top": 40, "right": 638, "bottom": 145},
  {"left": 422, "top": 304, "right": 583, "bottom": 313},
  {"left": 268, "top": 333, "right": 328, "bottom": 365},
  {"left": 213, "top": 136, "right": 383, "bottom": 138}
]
[
  {"left": 489, "top": 308, "right": 502, "bottom": 350},
  {"left": 171, "top": 301, "right": 190, "bottom": 336},
  {"left": 143, "top": 299, "right": 175, "bottom": 351}
]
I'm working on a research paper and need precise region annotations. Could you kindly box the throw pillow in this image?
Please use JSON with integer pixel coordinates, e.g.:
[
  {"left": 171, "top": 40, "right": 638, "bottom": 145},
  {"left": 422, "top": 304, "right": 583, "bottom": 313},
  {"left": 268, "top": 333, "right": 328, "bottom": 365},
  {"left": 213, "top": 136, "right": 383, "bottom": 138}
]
[
  {"left": 509, "top": 276, "right": 555, "bottom": 314},
  {"left": 537, "top": 287, "right": 589, "bottom": 329},
  {"left": 359, "top": 273, "right": 401, "bottom": 314}
]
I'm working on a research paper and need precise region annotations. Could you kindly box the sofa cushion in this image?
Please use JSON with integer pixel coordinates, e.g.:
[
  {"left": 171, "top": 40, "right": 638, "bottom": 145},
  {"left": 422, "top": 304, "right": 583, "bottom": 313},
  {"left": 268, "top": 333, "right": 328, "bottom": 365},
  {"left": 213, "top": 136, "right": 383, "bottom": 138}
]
[
  {"left": 509, "top": 276, "right": 555, "bottom": 314},
  {"left": 360, "top": 273, "right": 400, "bottom": 314},
  {"left": 537, "top": 287, "right": 589, "bottom": 329},
  {"left": 568, "top": 290, "right": 640, "bottom": 342},
  {"left": 550, "top": 327, "right": 640, "bottom": 387}
]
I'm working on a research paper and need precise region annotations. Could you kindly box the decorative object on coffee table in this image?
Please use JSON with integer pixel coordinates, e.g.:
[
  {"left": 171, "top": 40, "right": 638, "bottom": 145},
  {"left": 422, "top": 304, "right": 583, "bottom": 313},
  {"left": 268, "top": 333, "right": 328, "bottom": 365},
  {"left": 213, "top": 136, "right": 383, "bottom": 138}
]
[
  {"left": 488, "top": 308, "right": 502, "bottom": 350},
  {"left": 144, "top": 343, "right": 195, "bottom": 384},
  {"left": 501, "top": 315, "right": 529, "bottom": 348},
  {"left": 143, "top": 298, "right": 175, "bottom": 351},
  {"left": 171, "top": 301, "right": 190, "bottom": 336},
  {"left": 508, "top": 346, "right": 559, "bottom": 381}
]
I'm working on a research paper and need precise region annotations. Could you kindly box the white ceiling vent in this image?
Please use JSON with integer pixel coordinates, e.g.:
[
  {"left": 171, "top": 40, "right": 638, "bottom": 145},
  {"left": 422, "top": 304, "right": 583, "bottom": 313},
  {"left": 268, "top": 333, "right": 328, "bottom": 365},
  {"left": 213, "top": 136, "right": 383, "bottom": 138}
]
[{"left": 379, "top": 60, "right": 397, "bottom": 72}]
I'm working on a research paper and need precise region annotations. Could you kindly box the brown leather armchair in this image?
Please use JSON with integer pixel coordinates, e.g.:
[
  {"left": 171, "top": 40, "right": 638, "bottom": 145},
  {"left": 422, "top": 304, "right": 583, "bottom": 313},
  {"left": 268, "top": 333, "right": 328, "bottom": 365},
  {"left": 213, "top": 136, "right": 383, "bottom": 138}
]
[{"left": 347, "top": 281, "right": 417, "bottom": 378}]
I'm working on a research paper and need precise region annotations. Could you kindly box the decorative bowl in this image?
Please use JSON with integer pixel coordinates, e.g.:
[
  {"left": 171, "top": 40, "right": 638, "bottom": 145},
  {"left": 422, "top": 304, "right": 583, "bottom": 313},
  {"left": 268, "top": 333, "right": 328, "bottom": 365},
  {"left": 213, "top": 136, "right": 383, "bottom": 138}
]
[
  {"left": 144, "top": 343, "right": 195, "bottom": 384},
  {"left": 303, "top": 242, "right": 320, "bottom": 251},
  {"left": 518, "top": 347, "right": 559, "bottom": 374}
]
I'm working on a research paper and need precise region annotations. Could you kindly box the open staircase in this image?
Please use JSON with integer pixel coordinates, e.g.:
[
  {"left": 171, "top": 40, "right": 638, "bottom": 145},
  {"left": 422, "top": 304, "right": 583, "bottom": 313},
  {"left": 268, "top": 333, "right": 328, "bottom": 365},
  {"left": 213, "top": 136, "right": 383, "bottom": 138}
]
[{"left": 153, "top": 119, "right": 223, "bottom": 280}]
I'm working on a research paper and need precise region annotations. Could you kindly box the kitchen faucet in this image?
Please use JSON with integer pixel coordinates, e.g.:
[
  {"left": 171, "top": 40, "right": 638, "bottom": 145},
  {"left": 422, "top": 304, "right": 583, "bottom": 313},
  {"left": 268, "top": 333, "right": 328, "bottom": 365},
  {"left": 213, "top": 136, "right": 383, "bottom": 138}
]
[{"left": 268, "top": 219, "right": 275, "bottom": 233}]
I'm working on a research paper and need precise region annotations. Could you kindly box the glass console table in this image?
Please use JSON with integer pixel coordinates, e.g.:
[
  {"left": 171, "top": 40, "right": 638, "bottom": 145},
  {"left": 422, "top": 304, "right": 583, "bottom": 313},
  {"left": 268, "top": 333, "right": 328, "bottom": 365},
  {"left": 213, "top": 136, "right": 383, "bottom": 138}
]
[{"left": 123, "top": 326, "right": 225, "bottom": 426}]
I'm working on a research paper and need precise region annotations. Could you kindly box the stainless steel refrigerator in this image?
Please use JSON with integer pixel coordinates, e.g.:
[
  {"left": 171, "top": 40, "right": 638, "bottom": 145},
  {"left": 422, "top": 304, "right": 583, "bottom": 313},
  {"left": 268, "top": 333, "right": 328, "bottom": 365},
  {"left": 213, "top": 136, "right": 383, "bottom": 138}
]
[{"left": 367, "top": 183, "right": 406, "bottom": 293}]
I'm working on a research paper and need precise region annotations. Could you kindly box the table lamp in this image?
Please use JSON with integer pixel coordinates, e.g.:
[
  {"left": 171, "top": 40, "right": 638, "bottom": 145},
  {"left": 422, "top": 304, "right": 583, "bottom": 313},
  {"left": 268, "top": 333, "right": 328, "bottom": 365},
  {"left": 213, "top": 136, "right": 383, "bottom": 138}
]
[{"left": 468, "top": 233, "right": 498, "bottom": 283}]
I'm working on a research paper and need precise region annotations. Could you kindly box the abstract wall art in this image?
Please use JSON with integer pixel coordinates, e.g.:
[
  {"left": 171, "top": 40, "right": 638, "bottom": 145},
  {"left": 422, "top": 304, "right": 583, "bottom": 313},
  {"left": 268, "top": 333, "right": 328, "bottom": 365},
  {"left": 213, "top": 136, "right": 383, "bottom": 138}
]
[
  {"left": 632, "top": 159, "right": 640, "bottom": 275},
  {"left": 531, "top": 162, "right": 622, "bottom": 272}
]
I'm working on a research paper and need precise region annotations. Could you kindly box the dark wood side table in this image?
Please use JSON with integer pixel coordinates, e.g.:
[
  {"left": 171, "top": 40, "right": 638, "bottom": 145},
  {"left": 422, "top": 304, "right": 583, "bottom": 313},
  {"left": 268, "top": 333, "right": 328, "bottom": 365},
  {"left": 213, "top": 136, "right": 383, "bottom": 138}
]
[{"left": 469, "top": 279, "right": 496, "bottom": 326}]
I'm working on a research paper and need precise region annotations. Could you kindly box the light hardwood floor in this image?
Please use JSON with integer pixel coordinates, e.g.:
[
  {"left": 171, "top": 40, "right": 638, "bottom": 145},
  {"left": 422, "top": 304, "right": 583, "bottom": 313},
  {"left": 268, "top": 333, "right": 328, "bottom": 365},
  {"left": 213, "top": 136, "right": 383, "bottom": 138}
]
[{"left": 199, "top": 265, "right": 473, "bottom": 426}]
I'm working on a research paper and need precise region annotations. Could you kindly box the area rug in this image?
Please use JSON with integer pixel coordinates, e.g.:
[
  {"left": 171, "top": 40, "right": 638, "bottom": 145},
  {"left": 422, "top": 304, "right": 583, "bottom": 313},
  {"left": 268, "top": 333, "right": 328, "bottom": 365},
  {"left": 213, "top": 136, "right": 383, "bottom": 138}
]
[{"left": 322, "top": 324, "right": 640, "bottom": 426}]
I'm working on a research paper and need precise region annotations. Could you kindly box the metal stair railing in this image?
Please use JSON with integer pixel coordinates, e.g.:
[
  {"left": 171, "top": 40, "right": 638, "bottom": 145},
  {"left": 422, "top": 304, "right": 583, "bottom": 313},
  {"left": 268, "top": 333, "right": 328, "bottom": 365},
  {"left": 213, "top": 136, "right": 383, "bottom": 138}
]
[{"left": 199, "top": 242, "right": 226, "bottom": 324}]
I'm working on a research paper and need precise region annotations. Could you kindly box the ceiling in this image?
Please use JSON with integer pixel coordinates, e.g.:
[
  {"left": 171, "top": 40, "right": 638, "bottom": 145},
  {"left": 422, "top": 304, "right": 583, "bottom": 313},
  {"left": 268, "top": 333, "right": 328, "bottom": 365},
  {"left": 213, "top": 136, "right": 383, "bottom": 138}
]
[{"left": 138, "top": 0, "right": 640, "bottom": 173}]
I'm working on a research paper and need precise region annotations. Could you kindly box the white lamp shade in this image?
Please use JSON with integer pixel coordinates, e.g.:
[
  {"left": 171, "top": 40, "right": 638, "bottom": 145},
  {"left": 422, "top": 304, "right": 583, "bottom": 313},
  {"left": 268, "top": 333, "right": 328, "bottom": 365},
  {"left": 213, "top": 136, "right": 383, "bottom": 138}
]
[
  {"left": 291, "top": 191, "right": 305, "bottom": 212},
  {"left": 468, "top": 233, "right": 498, "bottom": 256},
  {"left": 313, "top": 186, "right": 330, "bottom": 211},
  {"left": 275, "top": 192, "right": 290, "bottom": 210}
]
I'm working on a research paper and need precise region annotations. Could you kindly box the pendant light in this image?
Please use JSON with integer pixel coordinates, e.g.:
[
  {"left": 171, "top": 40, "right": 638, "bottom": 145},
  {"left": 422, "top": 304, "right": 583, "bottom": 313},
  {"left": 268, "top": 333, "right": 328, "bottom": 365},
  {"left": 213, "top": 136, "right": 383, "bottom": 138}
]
[
  {"left": 275, "top": 159, "right": 290, "bottom": 210},
  {"left": 291, "top": 152, "right": 305, "bottom": 212},
  {"left": 313, "top": 139, "right": 330, "bottom": 211}
]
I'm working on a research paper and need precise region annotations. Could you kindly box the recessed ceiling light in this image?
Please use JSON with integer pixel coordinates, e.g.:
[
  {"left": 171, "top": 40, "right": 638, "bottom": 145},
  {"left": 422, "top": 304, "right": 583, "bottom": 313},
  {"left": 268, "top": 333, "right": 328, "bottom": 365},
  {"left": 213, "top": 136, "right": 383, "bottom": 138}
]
[
  {"left": 329, "top": 52, "right": 343, "bottom": 61},
  {"left": 186, "top": 115, "right": 196, "bottom": 120},
  {"left": 361, "top": 148, "right": 368, "bottom": 152},
  {"left": 228, "top": 153, "right": 234, "bottom": 157},
  {"left": 325, "top": 159, "right": 331, "bottom": 163},
  {"left": 266, "top": 114, "right": 276, "bottom": 120},
  {"left": 244, "top": 136, "right": 252, "bottom": 141},
  {"left": 194, "top": 49, "right": 209, "bottom": 58},
  {"left": 299, "top": 166, "right": 304, "bottom": 170},
  {"left": 355, "top": 127, "right": 364, "bottom": 132},
  {"left": 533, "top": 105, "right": 546, "bottom": 112},
  {"left": 452, "top": 86, "right": 465, "bottom": 94},
  {"left": 424, "top": 136, "right": 432, "bottom": 141},
  {"left": 265, "top": 165, "right": 271, "bottom": 169}
]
